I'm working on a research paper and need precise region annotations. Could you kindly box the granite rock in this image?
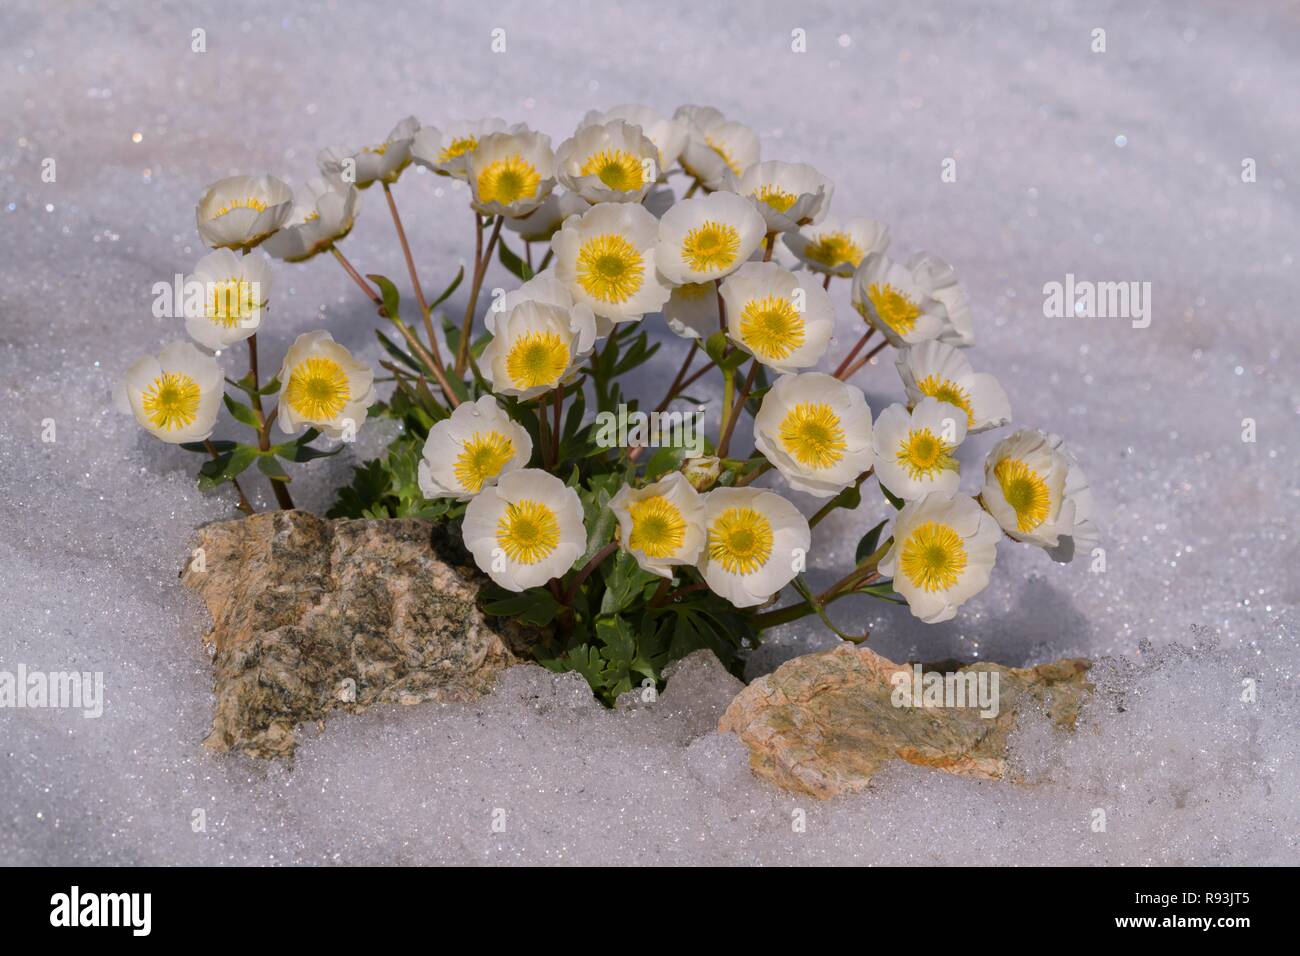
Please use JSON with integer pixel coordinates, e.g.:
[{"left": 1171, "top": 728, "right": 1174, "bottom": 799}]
[
  {"left": 182, "top": 511, "right": 541, "bottom": 759},
  {"left": 720, "top": 643, "right": 1092, "bottom": 799}
]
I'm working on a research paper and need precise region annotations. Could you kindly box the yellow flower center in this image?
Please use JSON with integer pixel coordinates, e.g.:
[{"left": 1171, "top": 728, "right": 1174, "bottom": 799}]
[
  {"left": 804, "top": 231, "right": 863, "bottom": 269},
  {"left": 496, "top": 498, "right": 561, "bottom": 565},
  {"left": 680, "top": 220, "right": 741, "bottom": 273},
  {"left": 576, "top": 233, "right": 644, "bottom": 303},
  {"left": 867, "top": 282, "right": 921, "bottom": 336},
  {"left": 778, "top": 402, "right": 846, "bottom": 470},
  {"left": 752, "top": 185, "right": 797, "bottom": 214},
  {"left": 914, "top": 375, "right": 975, "bottom": 428},
  {"left": 505, "top": 330, "right": 569, "bottom": 390},
  {"left": 142, "top": 371, "right": 201, "bottom": 432},
  {"left": 579, "top": 148, "right": 645, "bottom": 192},
  {"left": 363, "top": 143, "right": 389, "bottom": 155},
  {"left": 214, "top": 197, "right": 267, "bottom": 218},
  {"left": 705, "top": 136, "right": 744, "bottom": 176},
  {"left": 707, "top": 506, "right": 774, "bottom": 575},
  {"left": 627, "top": 495, "right": 687, "bottom": 559},
  {"left": 899, "top": 521, "right": 967, "bottom": 592},
  {"left": 438, "top": 136, "right": 478, "bottom": 163},
  {"left": 453, "top": 430, "right": 515, "bottom": 493},
  {"left": 739, "top": 294, "right": 805, "bottom": 359},
  {"left": 285, "top": 355, "right": 351, "bottom": 421},
  {"left": 206, "top": 278, "right": 260, "bottom": 329},
  {"left": 477, "top": 153, "right": 541, "bottom": 206},
  {"left": 895, "top": 428, "right": 958, "bottom": 480},
  {"left": 676, "top": 281, "right": 713, "bottom": 301},
  {"left": 993, "top": 457, "right": 1052, "bottom": 532}
]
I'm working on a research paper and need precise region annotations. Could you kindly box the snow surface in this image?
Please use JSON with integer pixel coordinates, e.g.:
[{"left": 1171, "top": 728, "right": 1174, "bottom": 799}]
[{"left": 1, "top": 0, "right": 1296, "bottom": 864}]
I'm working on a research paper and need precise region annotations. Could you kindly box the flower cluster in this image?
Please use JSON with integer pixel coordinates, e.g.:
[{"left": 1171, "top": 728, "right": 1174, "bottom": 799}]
[{"left": 123, "top": 105, "right": 1098, "bottom": 699}]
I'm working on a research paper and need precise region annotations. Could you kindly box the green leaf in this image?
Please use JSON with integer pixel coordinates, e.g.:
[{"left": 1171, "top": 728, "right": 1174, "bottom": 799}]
[
  {"left": 880, "top": 483, "right": 906, "bottom": 510},
  {"left": 258, "top": 377, "right": 281, "bottom": 396},
  {"left": 429, "top": 266, "right": 464, "bottom": 310},
  {"left": 222, "top": 393, "right": 261, "bottom": 429},
  {"left": 326, "top": 458, "right": 393, "bottom": 519},
  {"left": 276, "top": 434, "right": 341, "bottom": 463},
  {"left": 599, "top": 552, "right": 657, "bottom": 615},
  {"left": 497, "top": 237, "right": 534, "bottom": 281},
  {"left": 543, "top": 645, "right": 607, "bottom": 689},
  {"left": 854, "top": 519, "right": 889, "bottom": 565},
  {"left": 375, "top": 329, "right": 426, "bottom": 375},
  {"left": 180, "top": 439, "right": 235, "bottom": 453},
  {"left": 575, "top": 475, "right": 620, "bottom": 568},
  {"left": 704, "top": 331, "right": 730, "bottom": 366},
  {"left": 368, "top": 273, "right": 402, "bottom": 321},
  {"left": 642, "top": 444, "right": 686, "bottom": 479},
  {"left": 196, "top": 443, "right": 260, "bottom": 490},
  {"left": 257, "top": 456, "right": 291, "bottom": 481},
  {"left": 483, "top": 587, "right": 562, "bottom": 627}
]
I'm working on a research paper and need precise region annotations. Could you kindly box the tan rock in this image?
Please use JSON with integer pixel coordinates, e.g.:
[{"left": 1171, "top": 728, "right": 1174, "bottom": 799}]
[
  {"left": 720, "top": 643, "right": 1091, "bottom": 799},
  {"left": 182, "top": 511, "right": 540, "bottom": 759}
]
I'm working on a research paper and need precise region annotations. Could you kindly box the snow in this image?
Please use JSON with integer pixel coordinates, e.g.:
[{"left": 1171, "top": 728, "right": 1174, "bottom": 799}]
[{"left": 1, "top": 0, "right": 1296, "bottom": 864}]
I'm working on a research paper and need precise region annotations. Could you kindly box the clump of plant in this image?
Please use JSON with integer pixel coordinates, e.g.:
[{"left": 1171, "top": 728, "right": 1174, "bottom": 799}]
[{"left": 123, "top": 106, "right": 1099, "bottom": 704}]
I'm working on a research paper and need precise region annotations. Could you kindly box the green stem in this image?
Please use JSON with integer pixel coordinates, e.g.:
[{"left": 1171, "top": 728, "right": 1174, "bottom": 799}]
[
  {"left": 563, "top": 542, "right": 619, "bottom": 604},
  {"left": 457, "top": 215, "right": 504, "bottom": 374},
  {"left": 808, "top": 468, "right": 874, "bottom": 528},
  {"left": 750, "top": 541, "right": 890, "bottom": 630},
  {"left": 716, "top": 358, "right": 759, "bottom": 459}
]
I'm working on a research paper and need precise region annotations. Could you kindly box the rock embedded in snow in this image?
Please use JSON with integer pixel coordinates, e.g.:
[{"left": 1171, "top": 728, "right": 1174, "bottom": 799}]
[
  {"left": 720, "top": 643, "right": 1092, "bottom": 799},
  {"left": 182, "top": 511, "right": 540, "bottom": 759}
]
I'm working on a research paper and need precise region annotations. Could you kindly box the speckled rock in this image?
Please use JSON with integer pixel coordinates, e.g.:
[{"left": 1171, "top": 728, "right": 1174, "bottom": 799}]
[
  {"left": 182, "top": 511, "right": 541, "bottom": 759},
  {"left": 720, "top": 643, "right": 1092, "bottom": 799}
]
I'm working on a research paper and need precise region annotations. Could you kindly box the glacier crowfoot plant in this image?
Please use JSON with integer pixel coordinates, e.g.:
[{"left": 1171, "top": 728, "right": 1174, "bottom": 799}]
[{"left": 123, "top": 104, "right": 1099, "bottom": 705}]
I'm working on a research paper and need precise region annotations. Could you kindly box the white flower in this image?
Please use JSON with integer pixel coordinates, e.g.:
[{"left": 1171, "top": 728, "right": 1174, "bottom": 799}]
[
  {"left": 878, "top": 492, "right": 1001, "bottom": 624},
  {"left": 610, "top": 472, "right": 706, "bottom": 578},
  {"left": 417, "top": 395, "right": 533, "bottom": 501},
  {"left": 663, "top": 281, "right": 720, "bottom": 339},
  {"left": 489, "top": 272, "right": 576, "bottom": 333},
  {"left": 462, "top": 469, "right": 586, "bottom": 592},
  {"left": 411, "top": 118, "right": 512, "bottom": 180},
  {"left": 556, "top": 120, "right": 659, "bottom": 204},
  {"left": 275, "top": 330, "right": 376, "bottom": 439},
  {"left": 503, "top": 189, "right": 588, "bottom": 242},
  {"left": 553, "top": 202, "right": 670, "bottom": 325},
  {"left": 491, "top": 271, "right": 621, "bottom": 347},
  {"left": 735, "top": 161, "right": 833, "bottom": 234},
  {"left": 895, "top": 340, "right": 1011, "bottom": 434},
  {"left": 753, "top": 372, "right": 874, "bottom": 498},
  {"left": 871, "top": 397, "right": 967, "bottom": 502},
  {"left": 979, "top": 429, "right": 1099, "bottom": 562},
  {"left": 851, "top": 252, "right": 949, "bottom": 346},
  {"left": 657, "top": 192, "right": 766, "bottom": 284},
  {"left": 907, "top": 251, "right": 974, "bottom": 347},
  {"left": 467, "top": 129, "right": 556, "bottom": 218},
  {"left": 581, "top": 104, "right": 688, "bottom": 174},
  {"left": 720, "top": 261, "right": 834, "bottom": 371},
  {"left": 784, "top": 216, "right": 889, "bottom": 277},
  {"left": 698, "top": 486, "right": 810, "bottom": 608},
  {"left": 195, "top": 175, "right": 293, "bottom": 250},
  {"left": 318, "top": 116, "right": 419, "bottom": 188},
  {"left": 119, "top": 341, "right": 223, "bottom": 444},
  {"left": 479, "top": 298, "right": 597, "bottom": 400},
  {"left": 675, "top": 105, "right": 760, "bottom": 190},
  {"left": 184, "top": 249, "right": 272, "bottom": 351},
  {"left": 263, "top": 176, "right": 360, "bottom": 262}
]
